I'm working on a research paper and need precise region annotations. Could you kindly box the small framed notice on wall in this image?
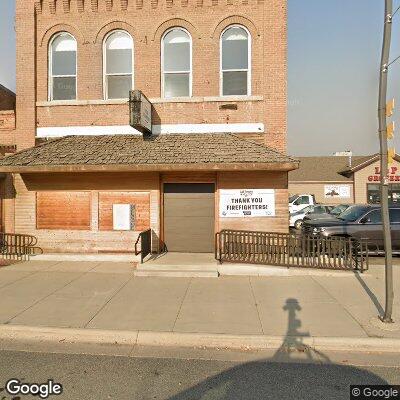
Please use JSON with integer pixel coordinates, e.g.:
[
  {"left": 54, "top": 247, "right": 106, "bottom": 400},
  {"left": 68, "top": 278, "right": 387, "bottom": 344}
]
[{"left": 112, "top": 204, "right": 136, "bottom": 230}]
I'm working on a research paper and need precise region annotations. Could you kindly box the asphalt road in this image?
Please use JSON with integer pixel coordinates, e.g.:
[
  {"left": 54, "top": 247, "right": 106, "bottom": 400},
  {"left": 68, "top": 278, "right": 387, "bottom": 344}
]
[{"left": 0, "top": 348, "right": 399, "bottom": 400}]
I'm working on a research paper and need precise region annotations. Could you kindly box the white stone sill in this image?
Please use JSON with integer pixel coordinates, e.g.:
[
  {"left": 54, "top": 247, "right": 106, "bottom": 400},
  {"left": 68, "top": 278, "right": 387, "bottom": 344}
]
[{"left": 36, "top": 95, "right": 263, "bottom": 107}]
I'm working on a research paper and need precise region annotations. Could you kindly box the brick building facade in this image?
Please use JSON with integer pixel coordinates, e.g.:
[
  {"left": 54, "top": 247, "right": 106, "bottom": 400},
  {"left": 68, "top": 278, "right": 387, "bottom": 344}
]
[{"left": 0, "top": 0, "right": 297, "bottom": 255}]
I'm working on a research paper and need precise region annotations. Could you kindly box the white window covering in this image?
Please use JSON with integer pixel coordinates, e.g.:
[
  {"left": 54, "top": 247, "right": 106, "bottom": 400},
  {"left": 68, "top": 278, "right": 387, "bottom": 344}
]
[
  {"left": 104, "top": 31, "right": 134, "bottom": 99},
  {"left": 221, "top": 26, "right": 251, "bottom": 96},
  {"left": 162, "top": 28, "right": 192, "bottom": 98},
  {"left": 49, "top": 33, "right": 77, "bottom": 101}
]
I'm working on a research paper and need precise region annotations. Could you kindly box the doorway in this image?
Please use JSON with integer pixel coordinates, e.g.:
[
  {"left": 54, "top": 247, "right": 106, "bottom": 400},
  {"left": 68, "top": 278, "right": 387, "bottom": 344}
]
[{"left": 163, "top": 183, "right": 215, "bottom": 253}]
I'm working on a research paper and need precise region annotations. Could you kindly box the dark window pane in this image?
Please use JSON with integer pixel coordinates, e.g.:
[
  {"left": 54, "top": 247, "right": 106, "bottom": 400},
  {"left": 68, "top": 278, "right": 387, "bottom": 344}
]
[
  {"left": 52, "top": 51, "right": 76, "bottom": 76},
  {"left": 222, "top": 71, "right": 248, "bottom": 95},
  {"left": 390, "top": 209, "right": 400, "bottom": 223},
  {"left": 107, "top": 75, "right": 132, "bottom": 99},
  {"left": 164, "top": 73, "right": 190, "bottom": 98},
  {"left": 366, "top": 210, "right": 382, "bottom": 224},
  {"left": 52, "top": 77, "right": 76, "bottom": 100}
]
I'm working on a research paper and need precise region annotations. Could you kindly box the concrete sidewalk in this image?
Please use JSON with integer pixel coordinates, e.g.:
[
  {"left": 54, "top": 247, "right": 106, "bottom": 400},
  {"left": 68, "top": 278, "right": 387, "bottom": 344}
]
[{"left": 0, "top": 260, "right": 399, "bottom": 349}]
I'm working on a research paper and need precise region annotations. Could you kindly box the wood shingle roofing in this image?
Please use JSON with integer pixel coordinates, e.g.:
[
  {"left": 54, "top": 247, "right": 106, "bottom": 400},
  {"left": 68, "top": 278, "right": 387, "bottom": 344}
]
[{"left": 0, "top": 133, "right": 299, "bottom": 172}]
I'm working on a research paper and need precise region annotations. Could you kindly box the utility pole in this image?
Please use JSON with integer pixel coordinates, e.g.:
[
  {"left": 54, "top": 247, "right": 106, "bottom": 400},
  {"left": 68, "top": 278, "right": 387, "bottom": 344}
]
[{"left": 378, "top": 0, "right": 394, "bottom": 323}]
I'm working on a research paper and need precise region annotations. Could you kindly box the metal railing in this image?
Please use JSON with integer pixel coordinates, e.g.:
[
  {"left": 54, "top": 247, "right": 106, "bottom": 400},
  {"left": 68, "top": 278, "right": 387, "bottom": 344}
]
[
  {"left": 135, "top": 229, "right": 152, "bottom": 263},
  {"left": 0, "top": 232, "right": 42, "bottom": 261},
  {"left": 215, "top": 230, "right": 369, "bottom": 272}
]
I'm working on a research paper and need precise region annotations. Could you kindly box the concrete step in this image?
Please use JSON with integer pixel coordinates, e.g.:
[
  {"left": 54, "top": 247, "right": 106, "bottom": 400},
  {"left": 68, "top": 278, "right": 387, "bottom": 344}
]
[
  {"left": 137, "top": 264, "right": 217, "bottom": 271},
  {"left": 134, "top": 269, "right": 219, "bottom": 278}
]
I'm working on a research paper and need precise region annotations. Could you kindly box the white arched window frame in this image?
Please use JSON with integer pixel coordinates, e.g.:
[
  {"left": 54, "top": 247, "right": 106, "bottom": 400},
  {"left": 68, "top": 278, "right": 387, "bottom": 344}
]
[
  {"left": 161, "top": 27, "right": 192, "bottom": 98},
  {"left": 103, "top": 30, "right": 134, "bottom": 100},
  {"left": 48, "top": 32, "right": 77, "bottom": 101},
  {"left": 220, "top": 25, "right": 251, "bottom": 96}
]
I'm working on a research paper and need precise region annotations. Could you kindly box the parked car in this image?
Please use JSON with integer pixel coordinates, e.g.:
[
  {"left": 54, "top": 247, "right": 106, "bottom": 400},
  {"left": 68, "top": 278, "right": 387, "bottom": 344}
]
[
  {"left": 302, "top": 204, "right": 400, "bottom": 252},
  {"left": 290, "top": 204, "right": 334, "bottom": 230},
  {"left": 302, "top": 203, "right": 351, "bottom": 223},
  {"left": 289, "top": 194, "right": 316, "bottom": 214}
]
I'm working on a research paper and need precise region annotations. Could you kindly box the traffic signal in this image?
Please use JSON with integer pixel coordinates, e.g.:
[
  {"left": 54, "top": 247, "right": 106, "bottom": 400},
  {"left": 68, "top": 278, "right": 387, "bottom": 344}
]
[
  {"left": 387, "top": 121, "right": 395, "bottom": 139},
  {"left": 386, "top": 98, "right": 395, "bottom": 117}
]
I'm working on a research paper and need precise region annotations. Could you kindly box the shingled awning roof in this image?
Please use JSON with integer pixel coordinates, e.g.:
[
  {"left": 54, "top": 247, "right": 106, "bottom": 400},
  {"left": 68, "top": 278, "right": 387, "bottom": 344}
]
[{"left": 0, "top": 133, "right": 299, "bottom": 173}]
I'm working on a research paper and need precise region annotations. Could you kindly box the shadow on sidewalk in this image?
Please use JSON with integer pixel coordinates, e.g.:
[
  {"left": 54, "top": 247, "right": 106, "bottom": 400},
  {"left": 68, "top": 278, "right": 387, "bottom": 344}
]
[
  {"left": 354, "top": 272, "right": 384, "bottom": 317},
  {"left": 167, "top": 298, "right": 388, "bottom": 400}
]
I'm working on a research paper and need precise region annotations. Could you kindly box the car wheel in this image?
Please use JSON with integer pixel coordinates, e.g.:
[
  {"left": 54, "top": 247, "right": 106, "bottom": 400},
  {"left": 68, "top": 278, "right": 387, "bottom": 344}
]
[{"left": 294, "top": 220, "right": 303, "bottom": 230}]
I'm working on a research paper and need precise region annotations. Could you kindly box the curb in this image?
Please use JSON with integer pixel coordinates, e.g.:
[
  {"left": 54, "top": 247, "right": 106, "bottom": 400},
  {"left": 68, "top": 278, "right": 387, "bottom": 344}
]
[{"left": 0, "top": 325, "right": 399, "bottom": 353}]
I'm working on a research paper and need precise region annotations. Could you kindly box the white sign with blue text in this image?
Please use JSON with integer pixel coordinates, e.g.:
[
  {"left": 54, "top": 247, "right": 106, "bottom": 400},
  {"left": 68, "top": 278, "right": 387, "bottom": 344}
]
[{"left": 219, "top": 189, "right": 276, "bottom": 218}]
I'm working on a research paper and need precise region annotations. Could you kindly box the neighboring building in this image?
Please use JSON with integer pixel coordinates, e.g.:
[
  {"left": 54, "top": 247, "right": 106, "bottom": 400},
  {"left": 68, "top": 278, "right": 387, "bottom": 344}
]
[
  {"left": 0, "top": 85, "right": 17, "bottom": 233},
  {"left": 0, "top": 0, "right": 297, "bottom": 254},
  {"left": 289, "top": 154, "right": 400, "bottom": 205}
]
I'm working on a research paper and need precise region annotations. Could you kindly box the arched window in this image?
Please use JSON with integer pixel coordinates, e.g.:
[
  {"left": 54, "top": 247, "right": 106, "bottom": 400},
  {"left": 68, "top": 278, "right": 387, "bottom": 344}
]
[
  {"left": 49, "top": 32, "right": 77, "bottom": 101},
  {"left": 162, "top": 28, "right": 192, "bottom": 98},
  {"left": 104, "top": 30, "right": 134, "bottom": 100},
  {"left": 220, "top": 26, "right": 251, "bottom": 96}
]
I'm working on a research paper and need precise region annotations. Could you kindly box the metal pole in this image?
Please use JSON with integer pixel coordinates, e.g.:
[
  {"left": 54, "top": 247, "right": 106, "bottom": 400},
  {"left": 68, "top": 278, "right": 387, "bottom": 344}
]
[{"left": 378, "top": 0, "right": 394, "bottom": 323}]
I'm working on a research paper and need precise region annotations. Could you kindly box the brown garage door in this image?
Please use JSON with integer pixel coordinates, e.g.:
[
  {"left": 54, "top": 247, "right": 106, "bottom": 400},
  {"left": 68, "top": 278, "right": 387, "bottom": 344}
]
[{"left": 164, "top": 183, "right": 215, "bottom": 253}]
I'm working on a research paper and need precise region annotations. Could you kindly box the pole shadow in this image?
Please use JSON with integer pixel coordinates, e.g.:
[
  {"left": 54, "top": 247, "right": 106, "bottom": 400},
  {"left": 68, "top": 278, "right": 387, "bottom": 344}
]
[{"left": 166, "top": 298, "right": 389, "bottom": 400}]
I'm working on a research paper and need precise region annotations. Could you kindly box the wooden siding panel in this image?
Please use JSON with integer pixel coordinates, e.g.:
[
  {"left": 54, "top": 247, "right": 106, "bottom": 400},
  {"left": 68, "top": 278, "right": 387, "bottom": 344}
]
[
  {"left": 36, "top": 192, "right": 91, "bottom": 230},
  {"left": 98, "top": 192, "right": 150, "bottom": 231},
  {"left": 218, "top": 171, "right": 289, "bottom": 233}
]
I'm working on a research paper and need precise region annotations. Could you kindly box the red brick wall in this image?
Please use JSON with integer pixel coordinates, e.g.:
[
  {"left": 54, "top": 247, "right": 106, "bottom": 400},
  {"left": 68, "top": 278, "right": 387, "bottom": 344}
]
[
  {"left": 0, "top": 111, "right": 16, "bottom": 146},
  {"left": 16, "top": 0, "right": 286, "bottom": 152}
]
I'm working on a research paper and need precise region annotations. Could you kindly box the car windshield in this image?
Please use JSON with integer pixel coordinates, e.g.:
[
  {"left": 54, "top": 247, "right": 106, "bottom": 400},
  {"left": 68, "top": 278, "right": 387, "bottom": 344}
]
[
  {"left": 289, "top": 195, "right": 298, "bottom": 203},
  {"left": 337, "top": 205, "right": 370, "bottom": 222},
  {"left": 330, "top": 205, "right": 348, "bottom": 215}
]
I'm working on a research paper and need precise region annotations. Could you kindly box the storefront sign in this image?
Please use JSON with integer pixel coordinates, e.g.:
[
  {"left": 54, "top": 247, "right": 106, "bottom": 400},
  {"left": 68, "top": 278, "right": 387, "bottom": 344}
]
[
  {"left": 368, "top": 166, "right": 400, "bottom": 182},
  {"left": 129, "top": 90, "right": 152, "bottom": 136},
  {"left": 324, "top": 185, "right": 351, "bottom": 198},
  {"left": 219, "top": 189, "right": 275, "bottom": 218}
]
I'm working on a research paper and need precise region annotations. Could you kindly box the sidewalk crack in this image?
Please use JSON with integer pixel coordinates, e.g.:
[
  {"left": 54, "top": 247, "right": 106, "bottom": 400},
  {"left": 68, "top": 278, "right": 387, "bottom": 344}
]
[
  {"left": 83, "top": 274, "right": 135, "bottom": 328},
  {"left": 172, "top": 278, "right": 192, "bottom": 332},
  {"left": 249, "top": 277, "right": 264, "bottom": 335}
]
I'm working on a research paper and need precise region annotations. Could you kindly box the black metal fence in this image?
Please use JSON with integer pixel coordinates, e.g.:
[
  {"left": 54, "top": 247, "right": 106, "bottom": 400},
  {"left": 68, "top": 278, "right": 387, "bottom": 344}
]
[
  {"left": 135, "top": 229, "right": 152, "bottom": 263},
  {"left": 215, "top": 230, "right": 369, "bottom": 272},
  {"left": 0, "top": 232, "right": 42, "bottom": 261}
]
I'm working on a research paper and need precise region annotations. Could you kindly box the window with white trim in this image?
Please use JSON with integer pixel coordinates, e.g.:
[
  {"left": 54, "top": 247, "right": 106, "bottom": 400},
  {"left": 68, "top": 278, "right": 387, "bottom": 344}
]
[
  {"left": 220, "top": 26, "right": 251, "bottom": 96},
  {"left": 104, "top": 30, "right": 134, "bottom": 100},
  {"left": 49, "top": 33, "right": 77, "bottom": 101},
  {"left": 162, "top": 28, "right": 192, "bottom": 98}
]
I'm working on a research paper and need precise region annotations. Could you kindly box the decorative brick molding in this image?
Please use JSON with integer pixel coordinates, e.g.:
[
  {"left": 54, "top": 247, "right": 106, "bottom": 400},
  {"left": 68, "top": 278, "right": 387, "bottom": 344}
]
[
  {"left": 94, "top": 20, "right": 136, "bottom": 44},
  {"left": 105, "top": 0, "right": 113, "bottom": 10},
  {"left": 34, "top": 0, "right": 43, "bottom": 14},
  {"left": 63, "top": 0, "right": 70, "bottom": 13},
  {"left": 39, "top": 23, "right": 87, "bottom": 47},
  {"left": 77, "top": 0, "right": 85, "bottom": 12},
  {"left": 211, "top": 15, "right": 260, "bottom": 38},
  {"left": 49, "top": 0, "right": 56, "bottom": 14},
  {"left": 91, "top": 0, "right": 98, "bottom": 11},
  {"left": 152, "top": 17, "right": 199, "bottom": 41},
  {"left": 121, "top": 0, "right": 128, "bottom": 10},
  {"left": 136, "top": 0, "right": 143, "bottom": 9}
]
